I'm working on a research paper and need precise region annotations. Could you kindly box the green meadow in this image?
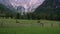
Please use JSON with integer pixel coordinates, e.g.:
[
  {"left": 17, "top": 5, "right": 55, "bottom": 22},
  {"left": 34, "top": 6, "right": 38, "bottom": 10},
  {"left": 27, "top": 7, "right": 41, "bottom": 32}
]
[
  {"left": 0, "top": 18, "right": 60, "bottom": 24},
  {"left": 0, "top": 19, "right": 60, "bottom": 34},
  {"left": 0, "top": 26, "right": 60, "bottom": 34}
]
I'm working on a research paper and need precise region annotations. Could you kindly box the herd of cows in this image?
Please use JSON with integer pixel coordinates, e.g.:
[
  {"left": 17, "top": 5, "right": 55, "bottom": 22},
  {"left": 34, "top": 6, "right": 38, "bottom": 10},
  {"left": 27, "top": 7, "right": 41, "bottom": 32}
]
[{"left": 0, "top": 20, "right": 60, "bottom": 27}]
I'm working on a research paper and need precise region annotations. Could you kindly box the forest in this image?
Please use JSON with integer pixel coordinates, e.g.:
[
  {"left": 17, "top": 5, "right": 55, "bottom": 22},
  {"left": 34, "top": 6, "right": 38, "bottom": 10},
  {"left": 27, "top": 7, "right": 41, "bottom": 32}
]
[{"left": 0, "top": 0, "right": 60, "bottom": 20}]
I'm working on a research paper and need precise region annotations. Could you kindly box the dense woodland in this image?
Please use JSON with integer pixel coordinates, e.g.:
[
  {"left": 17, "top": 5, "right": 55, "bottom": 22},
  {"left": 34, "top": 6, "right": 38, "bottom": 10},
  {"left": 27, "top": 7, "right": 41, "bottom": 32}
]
[
  {"left": 34, "top": 0, "right": 60, "bottom": 20},
  {"left": 0, "top": 0, "right": 60, "bottom": 20}
]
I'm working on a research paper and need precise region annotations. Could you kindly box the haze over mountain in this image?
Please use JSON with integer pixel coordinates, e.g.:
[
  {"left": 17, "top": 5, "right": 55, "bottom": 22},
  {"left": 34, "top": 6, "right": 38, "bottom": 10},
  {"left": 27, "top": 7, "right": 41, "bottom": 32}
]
[{"left": 0, "top": 0, "right": 45, "bottom": 12}]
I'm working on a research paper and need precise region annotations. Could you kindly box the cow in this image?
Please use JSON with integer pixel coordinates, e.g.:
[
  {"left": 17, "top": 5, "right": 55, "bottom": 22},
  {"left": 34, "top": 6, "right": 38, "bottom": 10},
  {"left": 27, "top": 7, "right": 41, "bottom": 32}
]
[
  {"left": 37, "top": 20, "right": 44, "bottom": 26},
  {"left": 16, "top": 20, "right": 20, "bottom": 23}
]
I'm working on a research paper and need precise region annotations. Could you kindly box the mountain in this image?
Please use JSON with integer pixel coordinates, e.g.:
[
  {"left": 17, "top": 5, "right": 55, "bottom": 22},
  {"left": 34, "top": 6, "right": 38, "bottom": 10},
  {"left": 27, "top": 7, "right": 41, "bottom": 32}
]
[
  {"left": 17, "top": 6, "right": 25, "bottom": 12},
  {"left": 0, "top": 4, "right": 16, "bottom": 18},
  {"left": 34, "top": 0, "right": 60, "bottom": 20},
  {"left": 0, "top": 0, "right": 45, "bottom": 12},
  {"left": 0, "top": 4, "right": 12, "bottom": 13},
  {"left": 35, "top": 0, "right": 60, "bottom": 12}
]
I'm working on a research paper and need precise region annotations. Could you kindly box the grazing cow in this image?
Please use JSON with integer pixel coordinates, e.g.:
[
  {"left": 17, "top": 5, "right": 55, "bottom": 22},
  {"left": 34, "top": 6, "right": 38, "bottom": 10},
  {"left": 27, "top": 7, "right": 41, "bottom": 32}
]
[
  {"left": 37, "top": 20, "right": 40, "bottom": 23},
  {"left": 51, "top": 23, "right": 53, "bottom": 27},
  {"left": 0, "top": 22, "right": 3, "bottom": 27},
  {"left": 16, "top": 20, "right": 20, "bottom": 23},
  {"left": 58, "top": 23, "right": 60, "bottom": 26},
  {"left": 37, "top": 20, "right": 44, "bottom": 26}
]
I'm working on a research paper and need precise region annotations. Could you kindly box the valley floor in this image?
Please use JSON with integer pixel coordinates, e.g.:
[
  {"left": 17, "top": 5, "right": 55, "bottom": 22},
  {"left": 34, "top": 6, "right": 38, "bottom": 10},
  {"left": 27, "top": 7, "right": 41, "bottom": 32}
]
[{"left": 0, "top": 19, "right": 60, "bottom": 34}]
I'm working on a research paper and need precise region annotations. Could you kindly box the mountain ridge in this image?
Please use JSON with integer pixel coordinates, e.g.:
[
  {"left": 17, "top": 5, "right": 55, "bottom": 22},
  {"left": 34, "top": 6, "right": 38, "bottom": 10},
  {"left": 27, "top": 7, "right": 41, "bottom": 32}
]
[
  {"left": 0, "top": 0, "right": 45, "bottom": 12},
  {"left": 34, "top": 0, "right": 60, "bottom": 20}
]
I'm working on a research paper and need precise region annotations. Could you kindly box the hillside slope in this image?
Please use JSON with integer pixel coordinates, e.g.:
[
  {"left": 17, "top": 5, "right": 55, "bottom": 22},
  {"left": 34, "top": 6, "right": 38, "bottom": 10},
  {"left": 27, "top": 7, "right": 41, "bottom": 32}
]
[
  {"left": 0, "top": 4, "right": 16, "bottom": 18},
  {"left": 34, "top": 0, "right": 60, "bottom": 20}
]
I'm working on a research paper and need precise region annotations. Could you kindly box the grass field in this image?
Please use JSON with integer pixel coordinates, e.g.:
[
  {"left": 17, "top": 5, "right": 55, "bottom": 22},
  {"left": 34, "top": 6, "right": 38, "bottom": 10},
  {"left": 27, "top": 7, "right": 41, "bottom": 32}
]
[
  {"left": 0, "top": 19, "right": 60, "bottom": 34},
  {"left": 0, "top": 18, "right": 60, "bottom": 24},
  {"left": 0, "top": 26, "right": 60, "bottom": 34}
]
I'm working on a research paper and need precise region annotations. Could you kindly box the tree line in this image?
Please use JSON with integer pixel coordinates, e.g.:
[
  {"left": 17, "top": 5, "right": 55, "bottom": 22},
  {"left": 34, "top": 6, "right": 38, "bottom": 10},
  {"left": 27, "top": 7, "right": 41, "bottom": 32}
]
[{"left": 0, "top": 2, "right": 60, "bottom": 21}]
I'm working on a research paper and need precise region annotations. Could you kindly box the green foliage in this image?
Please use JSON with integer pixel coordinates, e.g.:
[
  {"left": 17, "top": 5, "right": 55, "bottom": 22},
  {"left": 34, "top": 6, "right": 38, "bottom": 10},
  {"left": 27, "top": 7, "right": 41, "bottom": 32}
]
[
  {"left": 0, "top": 0, "right": 60, "bottom": 21},
  {"left": 15, "top": 13, "right": 21, "bottom": 19},
  {"left": 0, "top": 4, "right": 17, "bottom": 18},
  {"left": 34, "top": 0, "right": 60, "bottom": 20}
]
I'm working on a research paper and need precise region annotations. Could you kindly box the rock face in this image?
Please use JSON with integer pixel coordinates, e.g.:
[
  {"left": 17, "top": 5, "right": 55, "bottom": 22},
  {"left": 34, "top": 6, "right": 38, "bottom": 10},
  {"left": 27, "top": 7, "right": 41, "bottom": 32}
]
[
  {"left": 0, "top": 0, "right": 45, "bottom": 12},
  {"left": 17, "top": 6, "right": 25, "bottom": 12}
]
